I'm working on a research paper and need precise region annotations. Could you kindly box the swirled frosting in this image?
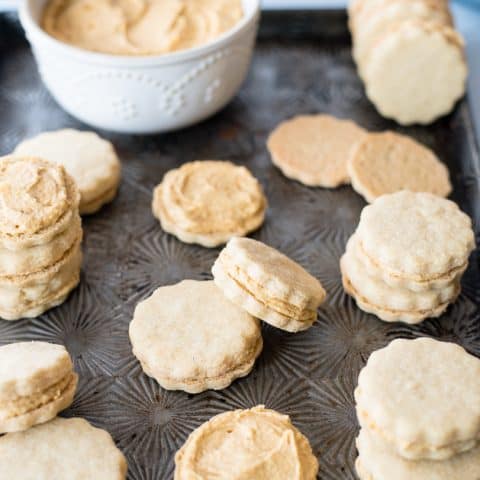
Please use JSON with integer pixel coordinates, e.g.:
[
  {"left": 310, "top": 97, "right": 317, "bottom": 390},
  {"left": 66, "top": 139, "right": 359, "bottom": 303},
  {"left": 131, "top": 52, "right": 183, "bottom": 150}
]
[
  {"left": 175, "top": 406, "right": 319, "bottom": 480},
  {"left": 42, "top": 0, "right": 243, "bottom": 56},
  {"left": 0, "top": 157, "right": 71, "bottom": 237}
]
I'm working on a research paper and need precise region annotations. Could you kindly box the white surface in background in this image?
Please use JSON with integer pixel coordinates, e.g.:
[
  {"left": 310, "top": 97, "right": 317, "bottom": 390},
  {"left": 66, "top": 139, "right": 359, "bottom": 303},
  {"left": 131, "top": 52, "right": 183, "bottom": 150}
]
[
  {"left": 0, "top": 0, "right": 18, "bottom": 11},
  {"left": 262, "top": 0, "right": 346, "bottom": 8}
]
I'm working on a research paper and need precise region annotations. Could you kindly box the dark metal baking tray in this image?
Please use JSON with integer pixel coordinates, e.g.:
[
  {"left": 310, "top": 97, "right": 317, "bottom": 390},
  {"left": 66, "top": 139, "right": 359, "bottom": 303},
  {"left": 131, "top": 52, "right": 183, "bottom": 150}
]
[{"left": 1, "top": 10, "right": 479, "bottom": 480}]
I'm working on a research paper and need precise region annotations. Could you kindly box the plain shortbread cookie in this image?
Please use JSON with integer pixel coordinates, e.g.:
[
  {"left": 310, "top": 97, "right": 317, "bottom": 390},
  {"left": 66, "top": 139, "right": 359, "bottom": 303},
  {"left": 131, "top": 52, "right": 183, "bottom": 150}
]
[
  {"left": 14, "top": 129, "right": 121, "bottom": 215},
  {"left": 363, "top": 19, "right": 467, "bottom": 125},
  {"left": 348, "top": 131, "right": 452, "bottom": 203},
  {"left": 0, "top": 417, "right": 127, "bottom": 479},
  {"left": 267, "top": 114, "right": 367, "bottom": 188},
  {"left": 129, "top": 280, "right": 262, "bottom": 394},
  {"left": 175, "top": 405, "right": 319, "bottom": 480}
]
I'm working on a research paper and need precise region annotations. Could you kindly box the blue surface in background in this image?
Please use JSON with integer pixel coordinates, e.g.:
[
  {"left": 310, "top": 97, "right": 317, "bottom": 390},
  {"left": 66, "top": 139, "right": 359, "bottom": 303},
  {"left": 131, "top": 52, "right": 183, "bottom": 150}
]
[{"left": 453, "top": 0, "right": 480, "bottom": 140}]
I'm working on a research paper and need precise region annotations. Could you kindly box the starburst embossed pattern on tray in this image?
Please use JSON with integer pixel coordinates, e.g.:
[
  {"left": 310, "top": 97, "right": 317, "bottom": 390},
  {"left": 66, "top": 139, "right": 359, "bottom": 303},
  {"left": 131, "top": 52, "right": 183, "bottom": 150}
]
[{"left": 1, "top": 11, "right": 480, "bottom": 480}]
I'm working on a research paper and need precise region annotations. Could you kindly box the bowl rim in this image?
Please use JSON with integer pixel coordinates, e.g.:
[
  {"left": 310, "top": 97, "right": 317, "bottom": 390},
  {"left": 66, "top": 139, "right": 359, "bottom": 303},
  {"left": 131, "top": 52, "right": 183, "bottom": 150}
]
[{"left": 19, "top": 0, "right": 261, "bottom": 68}]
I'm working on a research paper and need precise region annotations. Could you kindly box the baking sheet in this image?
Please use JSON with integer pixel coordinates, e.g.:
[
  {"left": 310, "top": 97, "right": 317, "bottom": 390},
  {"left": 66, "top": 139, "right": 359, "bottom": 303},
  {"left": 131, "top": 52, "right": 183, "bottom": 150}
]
[{"left": 1, "top": 11, "right": 480, "bottom": 480}]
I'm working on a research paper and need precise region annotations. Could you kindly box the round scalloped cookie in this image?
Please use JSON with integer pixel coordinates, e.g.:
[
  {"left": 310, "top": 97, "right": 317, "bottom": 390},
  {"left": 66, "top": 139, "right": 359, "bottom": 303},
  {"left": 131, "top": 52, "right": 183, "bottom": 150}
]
[
  {"left": 14, "top": 129, "right": 121, "bottom": 215},
  {"left": 356, "top": 191, "right": 475, "bottom": 280},
  {"left": 129, "top": 280, "right": 262, "bottom": 394},
  {"left": 362, "top": 20, "right": 467, "bottom": 125},
  {"left": 348, "top": 131, "right": 451, "bottom": 203},
  {"left": 267, "top": 115, "right": 367, "bottom": 188},
  {"left": 0, "top": 417, "right": 127, "bottom": 479},
  {"left": 352, "top": 0, "right": 452, "bottom": 78},
  {"left": 356, "top": 428, "right": 480, "bottom": 480}
]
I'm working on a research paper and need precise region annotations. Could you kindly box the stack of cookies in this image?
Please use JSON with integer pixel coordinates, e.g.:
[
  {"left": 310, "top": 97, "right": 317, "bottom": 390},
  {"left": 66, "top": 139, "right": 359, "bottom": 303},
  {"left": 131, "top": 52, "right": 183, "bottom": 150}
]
[
  {"left": 341, "top": 191, "right": 475, "bottom": 324},
  {"left": 355, "top": 338, "right": 480, "bottom": 480},
  {"left": 0, "top": 341, "right": 128, "bottom": 477},
  {"left": 0, "top": 156, "right": 82, "bottom": 320},
  {"left": 0, "top": 342, "right": 78, "bottom": 433},
  {"left": 348, "top": 0, "right": 467, "bottom": 124}
]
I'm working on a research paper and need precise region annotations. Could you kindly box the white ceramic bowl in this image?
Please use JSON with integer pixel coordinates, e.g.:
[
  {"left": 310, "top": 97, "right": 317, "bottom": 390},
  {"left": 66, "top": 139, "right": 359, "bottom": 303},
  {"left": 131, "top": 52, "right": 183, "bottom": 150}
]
[{"left": 20, "top": 0, "right": 260, "bottom": 134}]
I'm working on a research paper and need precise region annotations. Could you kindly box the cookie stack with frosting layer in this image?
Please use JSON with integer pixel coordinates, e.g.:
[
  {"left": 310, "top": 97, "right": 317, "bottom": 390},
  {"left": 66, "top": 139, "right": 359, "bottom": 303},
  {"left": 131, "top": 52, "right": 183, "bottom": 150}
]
[
  {"left": 355, "top": 338, "right": 480, "bottom": 480},
  {"left": 348, "top": 0, "right": 467, "bottom": 124},
  {"left": 0, "top": 342, "right": 78, "bottom": 433},
  {"left": 341, "top": 191, "right": 475, "bottom": 324},
  {"left": 0, "top": 156, "right": 82, "bottom": 320}
]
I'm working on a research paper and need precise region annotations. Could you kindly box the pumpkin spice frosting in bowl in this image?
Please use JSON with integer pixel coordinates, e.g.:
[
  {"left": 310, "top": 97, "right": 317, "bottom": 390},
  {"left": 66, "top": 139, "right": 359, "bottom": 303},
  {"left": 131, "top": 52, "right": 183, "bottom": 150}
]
[
  {"left": 20, "top": 0, "right": 260, "bottom": 133},
  {"left": 42, "top": 0, "right": 244, "bottom": 56}
]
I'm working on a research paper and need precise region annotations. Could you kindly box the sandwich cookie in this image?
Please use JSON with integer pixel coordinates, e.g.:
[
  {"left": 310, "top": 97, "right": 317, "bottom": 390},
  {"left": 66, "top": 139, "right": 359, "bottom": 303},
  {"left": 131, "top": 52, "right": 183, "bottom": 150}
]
[
  {"left": 0, "top": 341, "right": 77, "bottom": 433},
  {"left": 341, "top": 236, "right": 460, "bottom": 324},
  {"left": 129, "top": 280, "right": 262, "bottom": 394},
  {"left": 0, "top": 156, "right": 83, "bottom": 320},
  {"left": 212, "top": 237, "right": 326, "bottom": 332}
]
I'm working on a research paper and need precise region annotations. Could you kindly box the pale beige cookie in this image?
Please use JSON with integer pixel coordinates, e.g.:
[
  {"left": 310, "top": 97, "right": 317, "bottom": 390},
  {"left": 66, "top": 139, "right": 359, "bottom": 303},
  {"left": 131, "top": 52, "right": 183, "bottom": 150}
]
[
  {"left": 0, "top": 239, "right": 82, "bottom": 321},
  {"left": 355, "top": 338, "right": 480, "bottom": 460},
  {"left": 362, "top": 19, "right": 467, "bottom": 125},
  {"left": 356, "top": 428, "right": 480, "bottom": 480},
  {"left": 357, "top": 191, "right": 475, "bottom": 280},
  {"left": 341, "top": 235, "right": 459, "bottom": 312},
  {"left": 152, "top": 161, "right": 266, "bottom": 248},
  {"left": 175, "top": 405, "right": 319, "bottom": 480},
  {"left": 0, "top": 342, "right": 78, "bottom": 433},
  {"left": 352, "top": 0, "right": 452, "bottom": 75},
  {"left": 0, "top": 211, "right": 81, "bottom": 276},
  {"left": 0, "top": 156, "right": 79, "bottom": 251},
  {"left": 212, "top": 237, "right": 326, "bottom": 332},
  {"left": 348, "top": 132, "right": 451, "bottom": 202},
  {"left": 14, "top": 130, "right": 121, "bottom": 215},
  {"left": 267, "top": 114, "right": 367, "bottom": 187},
  {"left": 0, "top": 417, "right": 127, "bottom": 479},
  {"left": 342, "top": 274, "right": 456, "bottom": 324},
  {"left": 348, "top": 0, "right": 450, "bottom": 31},
  {"left": 355, "top": 238, "right": 468, "bottom": 293},
  {"left": 129, "top": 280, "right": 262, "bottom": 394}
]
